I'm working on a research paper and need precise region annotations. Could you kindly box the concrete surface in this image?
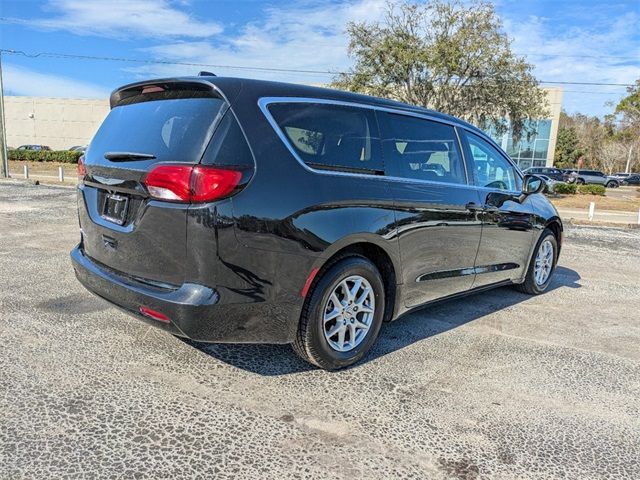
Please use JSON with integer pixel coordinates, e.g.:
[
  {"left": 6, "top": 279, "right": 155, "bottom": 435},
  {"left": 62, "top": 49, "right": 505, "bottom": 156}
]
[
  {"left": 557, "top": 207, "right": 640, "bottom": 225},
  {"left": 1, "top": 181, "right": 639, "bottom": 479}
]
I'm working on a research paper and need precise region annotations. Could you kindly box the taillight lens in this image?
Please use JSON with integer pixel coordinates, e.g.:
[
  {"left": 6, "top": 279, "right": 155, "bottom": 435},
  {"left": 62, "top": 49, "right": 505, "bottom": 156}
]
[
  {"left": 143, "top": 165, "right": 242, "bottom": 203},
  {"left": 77, "top": 155, "right": 86, "bottom": 181}
]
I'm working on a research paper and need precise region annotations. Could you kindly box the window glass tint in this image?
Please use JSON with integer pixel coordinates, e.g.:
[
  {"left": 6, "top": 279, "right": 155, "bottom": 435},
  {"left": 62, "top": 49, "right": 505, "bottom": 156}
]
[
  {"left": 378, "top": 113, "right": 466, "bottom": 184},
  {"left": 91, "top": 98, "right": 226, "bottom": 163},
  {"left": 201, "top": 111, "right": 254, "bottom": 168},
  {"left": 268, "top": 103, "right": 382, "bottom": 173},
  {"left": 466, "top": 132, "right": 519, "bottom": 191}
]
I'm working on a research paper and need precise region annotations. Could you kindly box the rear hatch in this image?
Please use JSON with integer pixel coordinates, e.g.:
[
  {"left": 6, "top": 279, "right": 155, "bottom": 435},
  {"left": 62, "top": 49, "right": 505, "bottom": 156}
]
[{"left": 78, "top": 81, "right": 227, "bottom": 286}]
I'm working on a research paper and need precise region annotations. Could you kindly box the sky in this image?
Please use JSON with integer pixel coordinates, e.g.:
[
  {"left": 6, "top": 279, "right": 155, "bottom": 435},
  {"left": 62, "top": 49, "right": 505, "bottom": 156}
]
[{"left": 1, "top": 0, "right": 639, "bottom": 118}]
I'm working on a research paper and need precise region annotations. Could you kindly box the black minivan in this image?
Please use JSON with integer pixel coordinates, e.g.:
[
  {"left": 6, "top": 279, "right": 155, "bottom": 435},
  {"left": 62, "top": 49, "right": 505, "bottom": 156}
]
[{"left": 71, "top": 76, "right": 562, "bottom": 370}]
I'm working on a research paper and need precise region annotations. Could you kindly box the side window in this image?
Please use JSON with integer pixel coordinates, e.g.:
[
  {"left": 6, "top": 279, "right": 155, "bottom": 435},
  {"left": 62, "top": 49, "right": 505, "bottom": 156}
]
[
  {"left": 465, "top": 132, "right": 520, "bottom": 191},
  {"left": 267, "top": 102, "right": 382, "bottom": 174},
  {"left": 378, "top": 112, "right": 466, "bottom": 184}
]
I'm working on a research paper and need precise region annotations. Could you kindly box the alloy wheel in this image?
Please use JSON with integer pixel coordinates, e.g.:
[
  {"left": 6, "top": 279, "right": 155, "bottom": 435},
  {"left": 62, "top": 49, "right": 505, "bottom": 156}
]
[
  {"left": 322, "top": 275, "right": 375, "bottom": 352},
  {"left": 534, "top": 239, "right": 554, "bottom": 286}
]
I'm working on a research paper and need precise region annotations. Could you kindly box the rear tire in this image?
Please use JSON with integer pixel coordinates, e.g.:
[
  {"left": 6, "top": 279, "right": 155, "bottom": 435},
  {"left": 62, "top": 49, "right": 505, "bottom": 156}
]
[
  {"left": 576, "top": 178, "right": 585, "bottom": 185},
  {"left": 515, "top": 229, "right": 558, "bottom": 295},
  {"left": 292, "top": 256, "right": 385, "bottom": 370}
]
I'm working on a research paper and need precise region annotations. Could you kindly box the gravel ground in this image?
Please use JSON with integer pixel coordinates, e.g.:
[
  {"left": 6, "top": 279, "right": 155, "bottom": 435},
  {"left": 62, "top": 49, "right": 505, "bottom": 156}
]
[{"left": 1, "top": 180, "right": 639, "bottom": 479}]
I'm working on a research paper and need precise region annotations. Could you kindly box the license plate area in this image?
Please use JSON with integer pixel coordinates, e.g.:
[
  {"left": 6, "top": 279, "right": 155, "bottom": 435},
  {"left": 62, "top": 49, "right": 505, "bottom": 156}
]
[{"left": 101, "top": 192, "right": 129, "bottom": 225}]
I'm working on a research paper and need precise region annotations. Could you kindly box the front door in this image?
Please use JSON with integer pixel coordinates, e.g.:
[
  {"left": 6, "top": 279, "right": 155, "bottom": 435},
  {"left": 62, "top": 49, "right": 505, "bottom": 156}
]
[
  {"left": 377, "top": 112, "right": 483, "bottom": 307},
  {"left": 460, "top": 131, "right": 536, "bottom": 287}
]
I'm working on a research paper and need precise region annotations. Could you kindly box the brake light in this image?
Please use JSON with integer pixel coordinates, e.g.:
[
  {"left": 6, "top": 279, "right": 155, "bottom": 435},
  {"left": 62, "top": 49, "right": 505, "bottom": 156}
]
[
  {"left": 143, "top": 165, "right": 242, "bottom": 203},
  {"left": 77, "top": 154, "right": 86, "bottom": 181}
]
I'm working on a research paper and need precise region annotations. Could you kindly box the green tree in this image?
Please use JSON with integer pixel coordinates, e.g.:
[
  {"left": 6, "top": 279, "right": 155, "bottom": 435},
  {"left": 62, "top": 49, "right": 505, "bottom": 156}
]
[
  {"left": 613, "top": 79, "right": 640, "bottom": 172},
  {"left": 333, "top": 0, "right": 548, "bottom": 140},
  {"left": 554, "top": 125, "right": 582, "bottom": 168},
  {"left": 615, "top": 79, "right": 640, "bottom": 130}
]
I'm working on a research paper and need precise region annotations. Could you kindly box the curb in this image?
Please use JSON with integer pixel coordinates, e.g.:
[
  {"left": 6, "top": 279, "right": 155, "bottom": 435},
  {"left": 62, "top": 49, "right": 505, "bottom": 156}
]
[{"left": 0, "top": 178, "right": 77, "bottom": 190}]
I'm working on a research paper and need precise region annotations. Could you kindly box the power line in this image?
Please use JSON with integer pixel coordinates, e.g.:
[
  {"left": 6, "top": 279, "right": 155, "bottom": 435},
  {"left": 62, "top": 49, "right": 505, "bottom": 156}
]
[
  {"left": 0, "top": 48, "right": 636, "bottom": 88},
  {"left": 0, "top": 49, "right": 338, "bottom": 75},
  {"left": 518, "top": 52, "right": 639, "bottom": 61},
  {"left": 1, "top": 16, "right": 639, "bottom": 63}
]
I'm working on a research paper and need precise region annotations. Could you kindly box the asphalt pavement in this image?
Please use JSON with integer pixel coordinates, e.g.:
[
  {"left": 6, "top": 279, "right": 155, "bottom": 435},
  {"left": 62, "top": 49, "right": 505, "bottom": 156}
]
[{"left": 1, "top": 180, "right": 639, "bottom": 479}]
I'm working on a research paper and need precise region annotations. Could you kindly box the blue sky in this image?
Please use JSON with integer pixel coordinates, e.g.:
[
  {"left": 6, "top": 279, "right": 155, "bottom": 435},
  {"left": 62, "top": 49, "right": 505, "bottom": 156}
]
[{"left": 1, "top": 0, "right": 638, "bottom": 117}]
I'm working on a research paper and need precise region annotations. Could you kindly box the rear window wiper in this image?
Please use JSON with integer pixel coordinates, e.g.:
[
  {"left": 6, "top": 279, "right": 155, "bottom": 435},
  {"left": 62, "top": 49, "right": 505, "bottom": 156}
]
[{"left": 104, "top": 151, "right": 157, "bottom": 161}]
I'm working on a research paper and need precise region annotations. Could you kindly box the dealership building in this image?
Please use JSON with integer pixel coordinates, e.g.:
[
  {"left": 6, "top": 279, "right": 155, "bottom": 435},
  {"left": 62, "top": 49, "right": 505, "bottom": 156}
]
[{"left": 4, "top": 87, "right": 562, "bottom": 168}]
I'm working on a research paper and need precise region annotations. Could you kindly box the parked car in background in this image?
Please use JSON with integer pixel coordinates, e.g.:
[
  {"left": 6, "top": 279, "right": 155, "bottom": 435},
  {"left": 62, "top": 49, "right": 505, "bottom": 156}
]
[
  {"left": 613, "top": 173, "right": 640, "bottom": 185},
  {"left": 563, "top": 169, "right": 619, "bottom": 188},
  {"left": 16, "top": 144, "right": 51, "bottom": 151},
  {"left": 71, "top": 76, "right": 563, "bottom": 370},
  {"left": 523, "top": 167, "right": 565, "bottom": 182},
  {"left": 537, "top": 174, "right": 561, "bottom": 193},
  {"left": 69, "top": 145, "right": 87, "bottom": 152}
]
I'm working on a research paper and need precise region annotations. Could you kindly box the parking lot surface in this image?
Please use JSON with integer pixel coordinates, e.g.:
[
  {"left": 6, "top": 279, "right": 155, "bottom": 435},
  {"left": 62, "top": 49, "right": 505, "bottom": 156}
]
[{"left": 1, "top": 181, "right": 639, "bottom": 479}]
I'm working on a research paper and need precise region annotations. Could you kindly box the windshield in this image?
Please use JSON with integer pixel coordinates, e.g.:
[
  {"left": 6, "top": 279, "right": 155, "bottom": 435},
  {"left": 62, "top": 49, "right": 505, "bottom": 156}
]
[{"left": 90, "top": 97, "right": 227, "bottom": 164}]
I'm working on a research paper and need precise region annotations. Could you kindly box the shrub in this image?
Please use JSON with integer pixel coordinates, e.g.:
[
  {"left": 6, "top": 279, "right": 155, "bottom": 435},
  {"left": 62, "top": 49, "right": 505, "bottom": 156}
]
[
  {"left": 8, "top": 149, "right": 82, "bottom": 164},
  {"left": 577, "top": 184, "right": 606, "bottom": 196},
  {"left": 553, "top": 182, "right": 577, "bottom": 194}
]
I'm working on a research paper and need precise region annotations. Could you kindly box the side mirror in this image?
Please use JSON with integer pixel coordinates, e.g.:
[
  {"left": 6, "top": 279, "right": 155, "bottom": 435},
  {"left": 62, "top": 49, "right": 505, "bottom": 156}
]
[{"left": 522, "top": 174, "right": 545, "bottom": 195}]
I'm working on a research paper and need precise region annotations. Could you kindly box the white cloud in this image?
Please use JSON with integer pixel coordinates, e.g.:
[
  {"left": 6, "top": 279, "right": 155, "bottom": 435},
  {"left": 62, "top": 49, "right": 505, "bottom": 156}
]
[
  {"left": 129, "top": 0, "right": 387, "bottom": 82},
  {"left": 129, "top": 0, "right": 639, "bottom": 117},
  {"left": 504, "top": 13, "right": 640, "bottom": 116},
  {"left": 31, "top": 0, "right": 222, "bottom": 38},
  {"left": 3, "top": 64, "right": 109, "bottom": 98}
]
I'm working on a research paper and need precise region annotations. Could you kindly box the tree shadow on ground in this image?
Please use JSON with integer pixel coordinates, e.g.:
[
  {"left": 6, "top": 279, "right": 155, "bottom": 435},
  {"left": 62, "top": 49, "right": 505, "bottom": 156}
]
[{"left": 183, "top": 266, "right": 581, "bottom": 376}]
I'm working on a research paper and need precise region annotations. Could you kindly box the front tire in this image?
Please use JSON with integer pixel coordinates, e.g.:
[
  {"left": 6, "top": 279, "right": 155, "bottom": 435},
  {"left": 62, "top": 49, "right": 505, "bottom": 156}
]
[
  {"left": 516, "top": 229, "right": 558, "bottom": 295},
  {"left": 576, "top": 178, "right": 585, "bottom": 185},
  {"left": 606, "top": 181, "right": 617, "bottom": 188},
  {"left": 292, "top": 256, "right": 385, "bottom": 370}
]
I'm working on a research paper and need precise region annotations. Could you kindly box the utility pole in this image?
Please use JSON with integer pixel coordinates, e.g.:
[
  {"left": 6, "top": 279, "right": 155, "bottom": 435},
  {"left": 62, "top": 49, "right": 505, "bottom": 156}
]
[{"left": 0, "top": 51, "right": 9, "bottom": 178}]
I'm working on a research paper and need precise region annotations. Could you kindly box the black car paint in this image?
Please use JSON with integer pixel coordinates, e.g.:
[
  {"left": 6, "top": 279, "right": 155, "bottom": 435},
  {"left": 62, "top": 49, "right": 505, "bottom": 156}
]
[{"left": 71, "top": 77, "right": 563, "bottom": 344}]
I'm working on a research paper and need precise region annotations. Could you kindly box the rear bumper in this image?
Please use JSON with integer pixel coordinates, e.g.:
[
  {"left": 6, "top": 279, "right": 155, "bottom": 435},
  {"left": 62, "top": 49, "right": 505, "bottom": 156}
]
[{"left": 70, "top": 245, "right": 297, "bottom": 343}]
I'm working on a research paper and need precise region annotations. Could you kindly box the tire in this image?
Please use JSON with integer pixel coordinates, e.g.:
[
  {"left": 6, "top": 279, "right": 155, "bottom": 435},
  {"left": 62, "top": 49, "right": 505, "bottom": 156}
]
[
  {"left": 576, "top": 178, "right": 585, "bottom": 185},
  {"left": 606, "top": 181, "right": 617, "bottom": 188},
  {"left": 292, "top": 256, "right": 385, "bottom": 370},
  {"left": 515, "top": 229, "right": 558, "bottom": 295}
]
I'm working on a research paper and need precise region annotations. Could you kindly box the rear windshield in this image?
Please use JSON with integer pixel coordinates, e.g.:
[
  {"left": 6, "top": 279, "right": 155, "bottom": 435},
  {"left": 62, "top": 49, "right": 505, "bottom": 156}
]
[{"left": 90, "top": 97, "right": 227, "bottom": 163}]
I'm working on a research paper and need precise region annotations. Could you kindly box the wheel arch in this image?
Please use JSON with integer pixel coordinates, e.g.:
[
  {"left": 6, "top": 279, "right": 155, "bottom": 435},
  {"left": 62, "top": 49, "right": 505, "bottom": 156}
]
[
  {"left": 308, "top": 237, "right": 400, "bottom": 323},
  {"left": 545, "top": 217, "right": 563, "bottom": 254}
]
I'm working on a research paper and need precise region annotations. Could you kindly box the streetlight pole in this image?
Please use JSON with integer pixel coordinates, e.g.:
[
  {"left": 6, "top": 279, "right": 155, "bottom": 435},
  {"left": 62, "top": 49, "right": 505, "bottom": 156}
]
[{"left": 0, "top": 52, "right": 9, "bottom": 178}]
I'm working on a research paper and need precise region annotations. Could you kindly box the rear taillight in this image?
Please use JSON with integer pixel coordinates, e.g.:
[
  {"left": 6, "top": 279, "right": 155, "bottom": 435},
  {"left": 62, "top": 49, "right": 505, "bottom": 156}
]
[
  {"left": 77, "top": 155, "right": 86, "bottom": 181},
  {"left": 143, "top": 165, "right": 242, "bottom": 203}
]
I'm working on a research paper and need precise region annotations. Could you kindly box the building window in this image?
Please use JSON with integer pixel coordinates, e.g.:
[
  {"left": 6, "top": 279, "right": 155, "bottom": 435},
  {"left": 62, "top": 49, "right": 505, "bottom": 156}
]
[{"left": 487, "top": 119, "right": 553, "bottom": 170}]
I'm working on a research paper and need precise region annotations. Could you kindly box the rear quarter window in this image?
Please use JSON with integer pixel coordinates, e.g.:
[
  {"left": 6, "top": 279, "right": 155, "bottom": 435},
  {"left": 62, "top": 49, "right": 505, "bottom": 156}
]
[
  {"left": 201, "top": 110, "right": 254, "bottom": 168},
  {"left": 267, "top": 102, "right": 383, "bottom": 174}
]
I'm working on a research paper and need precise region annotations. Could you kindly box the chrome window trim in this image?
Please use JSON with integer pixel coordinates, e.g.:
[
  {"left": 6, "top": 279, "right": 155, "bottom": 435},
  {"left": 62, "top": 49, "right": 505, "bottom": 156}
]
[
  {"left": 461, "top": 128, "right": 523, "bottom": 195},
  {"left": 257, "top": 96, "right": 520, "bottom": 193}
]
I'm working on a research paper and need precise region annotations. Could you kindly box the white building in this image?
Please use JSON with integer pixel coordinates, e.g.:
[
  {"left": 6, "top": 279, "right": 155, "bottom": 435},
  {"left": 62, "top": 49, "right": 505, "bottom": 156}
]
[{"left": 5, "top": 96, "right": 109, "bottom": 151}]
